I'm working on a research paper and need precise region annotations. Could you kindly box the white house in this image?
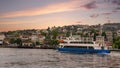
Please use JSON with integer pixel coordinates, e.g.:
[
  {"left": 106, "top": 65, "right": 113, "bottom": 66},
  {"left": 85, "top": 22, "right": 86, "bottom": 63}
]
[
  {"left": 96, "top": 36, "right": 105, "bottom": 46},
  {"left": 31, "top": 34, "right": 38, "bottom": 42},
  {"left": 31, "top": 34, "right": 45, "bottom": 44},
  {"left": 117, "top": 30, "right": 120, "bottom": 36},
  {"left": 0, "top": 34, "right": 5, "bottom": 45},
  {"left": 105, "top": 31, "right": 113, "bottom": 46}
]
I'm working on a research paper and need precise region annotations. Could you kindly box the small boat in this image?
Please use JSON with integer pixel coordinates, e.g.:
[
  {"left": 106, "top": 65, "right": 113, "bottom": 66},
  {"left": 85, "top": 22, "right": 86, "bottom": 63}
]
[{"left": 57, "top": 37, "right": 110, "bottom": 54}]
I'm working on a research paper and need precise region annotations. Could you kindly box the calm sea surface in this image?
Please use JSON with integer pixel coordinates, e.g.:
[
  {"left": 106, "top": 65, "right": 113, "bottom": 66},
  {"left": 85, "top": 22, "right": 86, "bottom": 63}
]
[{"left": 0, "top": 48, "right": 120, "bottom": 68}]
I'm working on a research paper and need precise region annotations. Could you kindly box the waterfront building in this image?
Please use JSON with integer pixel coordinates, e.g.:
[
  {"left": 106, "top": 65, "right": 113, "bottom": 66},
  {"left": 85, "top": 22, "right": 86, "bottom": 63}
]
[
  {"left": 0, "top": 34, "right": 5, "bottom": 45},
  {"left": 31, "top": 34, "right": 45, "bottom": 44},
  {"left": 31, "top": 34, "right": 38, "bottom": 42},
  {"left": 72, "top": 35, "right": 81, "bottom": 40},
  {"left": 20, "top": 35, "right": 31, "bottom": 40},
  {"left": 105, "top": 31, "right": 113, "bottom": 46},
  {"left": 81, "top": 37, "right": 93, "bottom": 42},
  {"left": 117, "top": 30, "right": 120, "bottom": 36},
  {"left": 95, "top": 36, "right": 105, "bottom": 46},
  {"left": 22, "top": 40, "right": 32, "bottom": 46},
  {"left": 38, "top": 35, "right": 45, "bottom": 44}
]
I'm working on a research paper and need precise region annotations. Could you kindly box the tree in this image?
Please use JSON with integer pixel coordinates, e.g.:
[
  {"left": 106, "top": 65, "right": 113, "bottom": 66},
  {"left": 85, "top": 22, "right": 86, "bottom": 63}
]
[
  {"left": 15, "top": 38, "right": 22, "bottom": 45},
  {"left": 102, "top": 32, "right": 107, "bottom": 40},
  {"left": 112, "top": 36, "right": 120, "bottom": 49},
  {"left": 66, "top": 31, "right": 70, "bottom": 37},
  {"left": 36, "top": 41, "right": 41, "bottom": 45},
  {"left": 93, "top": 31, "right": 99, "bottom": 41},
  {"left": 51, "top": 28, "right": 58, "bottom": 39},
  {"left": 10, "top": 38, "right": 15, "bottom": 44},
  {"left": 50, "top": 40, "right": 60, "bottom": 46},
  {"left": 32, "top": 42, "right": 36, "bottom": 47}
]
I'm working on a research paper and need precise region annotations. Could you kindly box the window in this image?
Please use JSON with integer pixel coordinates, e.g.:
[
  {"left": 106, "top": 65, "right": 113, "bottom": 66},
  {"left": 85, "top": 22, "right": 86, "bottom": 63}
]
[
  {"left": 88, "top": 46, "right": 94, "bottom": 49},
  {"left": 64, "top": 46, "right": 87, "bottom": 49}
]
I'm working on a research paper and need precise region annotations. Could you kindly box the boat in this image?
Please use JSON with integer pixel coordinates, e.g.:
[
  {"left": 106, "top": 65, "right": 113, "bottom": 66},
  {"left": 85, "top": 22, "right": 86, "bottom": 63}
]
[{"left": 57, "top": 36, "right": 110, "bottom": 54}]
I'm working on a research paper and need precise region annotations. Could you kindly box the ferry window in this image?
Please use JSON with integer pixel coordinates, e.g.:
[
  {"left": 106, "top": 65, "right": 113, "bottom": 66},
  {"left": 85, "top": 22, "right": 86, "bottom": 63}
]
[
  {"left": 80, "top": 42, "right": 84, "bottom": 44},
  {"left": 101, "top": 46, "right": 104, "bottom": 50},
  {"left": 84, "top": 42, "right": 87, "bottom": 44},
  {"left": 64, "top": 46, "right": 73, "bottom": 48},
  {"left": 88, "top": 46, "right": 94, "bottom": 49},
  {"left": 70, "top": 42, "right": 79, "bottom": 44},
  {"left": 87, "top": 42, "right": 93, "bottom": 44},
  {"left": 64, "top": 46, "right": 87, "bottom": 49},
  {"left": 70, "top": 42, "right": 86, "bottom": 44},
  {"left": 80, "top": 46, "right": 87, "bottom": 48}
]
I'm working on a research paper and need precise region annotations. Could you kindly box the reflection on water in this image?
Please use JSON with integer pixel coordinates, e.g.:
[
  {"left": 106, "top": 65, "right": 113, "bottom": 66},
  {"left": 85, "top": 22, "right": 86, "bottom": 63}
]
[{"left": 0, "top": 48, "right": 120, "bottom": 68}]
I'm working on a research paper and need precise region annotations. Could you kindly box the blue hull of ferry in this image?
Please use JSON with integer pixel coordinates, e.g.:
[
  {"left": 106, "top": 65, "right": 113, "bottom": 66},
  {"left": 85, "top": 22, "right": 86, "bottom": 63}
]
[{"left": 57, "top": 48, "right": 110, "bottom": 54}]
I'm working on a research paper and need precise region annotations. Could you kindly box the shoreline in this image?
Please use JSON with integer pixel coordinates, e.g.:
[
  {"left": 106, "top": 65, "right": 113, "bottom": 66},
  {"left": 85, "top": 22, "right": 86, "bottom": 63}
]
[
  {"left": 0, "top": 46, "right": 120, "bottom": 52},
  {"left": 0, "top": 45, "right": 56, "bottom": 49}
]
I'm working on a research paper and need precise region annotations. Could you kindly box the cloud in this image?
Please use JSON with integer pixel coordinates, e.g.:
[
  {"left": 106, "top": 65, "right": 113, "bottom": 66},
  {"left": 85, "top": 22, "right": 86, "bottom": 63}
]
[
  {"left": 116, "top": 7, "right": 120, "bottom": 10},
  {"left": 111, "top": 0, "right": 120, "bottom": 5},
  {"left": 102, "top": 12, "right": 112, "bottom": 15},
  {"left": 76, "top": 21, "right": 82, "bottom": 23},
  {"left": 0, "top": 0, "right": 89, "bottom": 18},
  {"left": 81, "top": 1, "right": 97, "bottom": 9},
  {"left": 90, "top": 14, "right": 99, "bottom": 18},
  {"left": 115, "top": 7, "right": 120, "bottom": 11},
  {"left": 103, "top": 0, "right": 120, "bottom": 5},
  {"left": 90, "top": 12, "right": 113, "bottom": 18},
  {"left": 0, "top": 20, "right": 23, "bottom": 25},
  {"left": 112, "top": 7, "right": 120, "bottom": 13}
]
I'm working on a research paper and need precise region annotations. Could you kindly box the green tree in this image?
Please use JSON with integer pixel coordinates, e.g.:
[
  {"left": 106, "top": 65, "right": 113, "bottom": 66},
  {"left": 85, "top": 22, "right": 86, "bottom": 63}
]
[
  {"left": 15, "top": 38, "right": 22, "bottom": 45},
  {"left": 102, "top": 32, "right": 107, "bottom": 40},
  {"left": 66, "top": 31, "right": 70, "bottom": 37},
  {"left": 10, "top": 38, "right": 15, "bottom": 44},
  {"left": 112, "top": 36, "right": 120, "bottom": 49},
  {"left": 93, "top": 31, "right": 99, "bottom": 41},
  {"left": 50, "top": 40, "right": 60, "bottom": 46},
  {"left": 51, "top": 28, "right": 58, "bottom": 39},
  {"left": 36, "top": 41, "right": 41, "bottom": 45},
  {"left": 32, "top": 42, "right": 36, "bottom": 47}
]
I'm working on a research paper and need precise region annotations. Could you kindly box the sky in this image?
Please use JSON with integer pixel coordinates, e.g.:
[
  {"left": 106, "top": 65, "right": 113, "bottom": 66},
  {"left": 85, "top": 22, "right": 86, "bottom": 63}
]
[{"left": 0, "top": 0, "right": 120, "bottom": 32}]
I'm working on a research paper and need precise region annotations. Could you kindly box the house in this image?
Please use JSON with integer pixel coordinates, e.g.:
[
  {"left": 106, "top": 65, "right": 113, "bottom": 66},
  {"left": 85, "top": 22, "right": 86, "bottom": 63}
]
[
  {"left": 4, "top": 38, "right": 10, "bottom": 45},
  {"left": 81, "top": 37, "right": 93, "bottom": 42},
  {"left": 0, "top": 34, "right": 5, "bottom": 45},
  {"left": 20, "top": 35, "right": 31, "bottom": 40},
  {"left": 31, "top": 34, "right": 38, "bottom": 42},
  {"left": 105, "top": 31, "right": 113, "bottom": 46},
  {"left": 38, "top": 35, "right": 45, "bottom": 44},
  {"left": 96, "top": 36, "right": 105, "bottom": 46},
  {"left": 31, "top": 34, "right": 45, "bottom": 44},
  {"left": 72, "top": 35, "right": 81, "bottom": 40},
  {"left": 117, "top": 30, "right": 120, "bottom": 36},
  {"left": 106, "top": 31, "right": 113, "bottom": 41},
  {"left": 22, "top": 39, "right": 32, "bottom": 46}
]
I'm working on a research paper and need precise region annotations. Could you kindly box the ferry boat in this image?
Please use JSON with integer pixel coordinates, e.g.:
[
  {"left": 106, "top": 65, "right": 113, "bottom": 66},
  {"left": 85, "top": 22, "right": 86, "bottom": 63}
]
[{"left": 57, "top": 36, "right": 110, "bottom": 54}]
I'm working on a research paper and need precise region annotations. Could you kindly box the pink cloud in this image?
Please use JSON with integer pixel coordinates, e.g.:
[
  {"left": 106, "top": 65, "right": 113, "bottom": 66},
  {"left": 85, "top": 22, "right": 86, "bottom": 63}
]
[
  {"left": 112, "top": 7, "right": 120, "bottom": 13},
  {"left": 90, "top": 14, "right": 99, "bottom": 18},
  {"left": 112, "top": 0, "right": 120, "bottom": 5},
  {"left": 0, "top": 0, "right": 89, "bottom": 18},
  {"left": 102, "top": 12, "right": 112, "bottom": 15},
  {"left": 81, "top": 1, "right": 97, "bottom": 9},
  {"left": 76, "top": 21, "right": 82, "bottom": 23}
]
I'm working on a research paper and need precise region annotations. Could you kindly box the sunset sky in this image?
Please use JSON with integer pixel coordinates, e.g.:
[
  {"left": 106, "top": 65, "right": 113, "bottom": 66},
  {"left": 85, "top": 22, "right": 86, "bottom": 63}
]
[{"left": 0, "top": 0, "right": 120, "bottom": 32}]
